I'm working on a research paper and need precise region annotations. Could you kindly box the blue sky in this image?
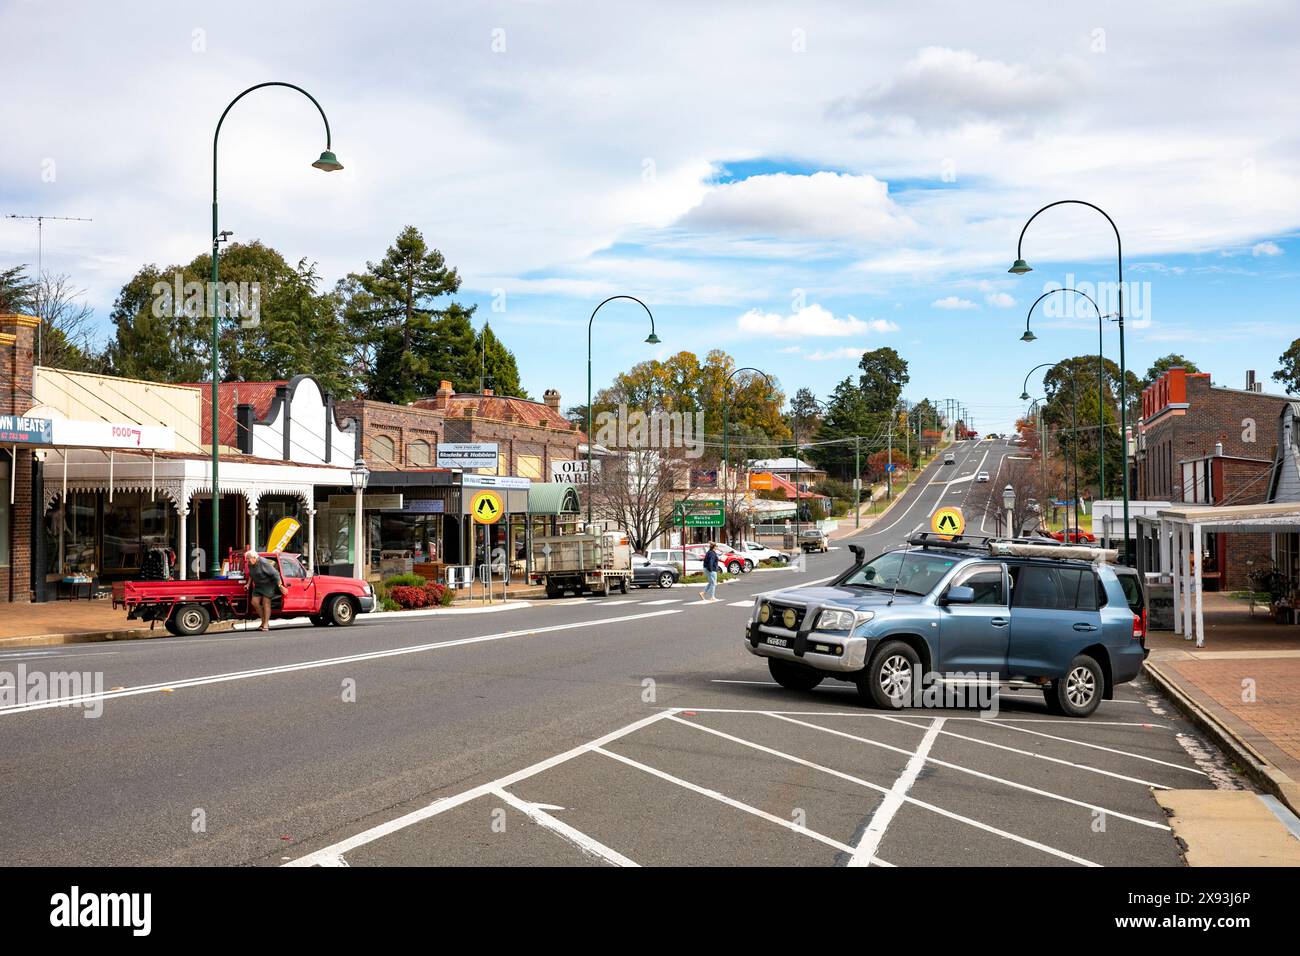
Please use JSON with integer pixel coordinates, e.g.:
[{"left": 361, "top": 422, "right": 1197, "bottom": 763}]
[{"left": 3, "top": 0, "right": 1298, "bottom": 435}]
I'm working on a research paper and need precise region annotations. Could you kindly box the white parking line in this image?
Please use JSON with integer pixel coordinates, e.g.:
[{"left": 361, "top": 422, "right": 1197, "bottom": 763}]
[
  {"left": 727, "top": 600, "right": 753, "bottom": 607},
  {"left": 669, "top": 714, "right": 1098, "bottom": 866},
  {"left": 286, "top": 710, "right": 676, "bottom": 866},
  {"left": 772, "top": 714, "right": 1171, "bottom": 827},
  {"left": 1, "top": 610, "right": 684, "bottom": 718},
  {"left": 640, "top": 599, "right": 683, "bottom": 606},
  {"left": 982, "top": 720, "right": 1207, "bottom": 775},
  {"left": 848, "top": 717, "right": 945, "bottom": 866},
  {"left": 491, "top": 787, "right": 639, "bottom": 867}
]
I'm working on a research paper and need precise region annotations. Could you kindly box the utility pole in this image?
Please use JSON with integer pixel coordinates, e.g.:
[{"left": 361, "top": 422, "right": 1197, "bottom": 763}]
[
  {"left": 886, "top": 417, "right": 893, "bottom": 500},
  {"left": 854, "top": 435, "right": 861, "bottom": 529},
  {"left": 5, "top": 213, "right": 93, "bottom": 364}
]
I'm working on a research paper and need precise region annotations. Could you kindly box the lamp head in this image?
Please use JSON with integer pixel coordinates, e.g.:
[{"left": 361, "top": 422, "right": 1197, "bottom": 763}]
[
  {"left": 1008, "top": 258, "right": 1032, "bottom": 275},
  {"left": 312, "top": 150, "right": 344, "bottom": 172},
  {"left": 1020, "top": 329, "right": 1036, "bottom": 343},
  {"left": 1019, "top": 391, "right": 1031, "bottom": 401},
  {"left": 645, "top": 332, "right": 661, "bottom": 345}
]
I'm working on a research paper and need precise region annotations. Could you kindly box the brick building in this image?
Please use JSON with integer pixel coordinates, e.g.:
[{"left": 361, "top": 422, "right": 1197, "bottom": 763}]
[
  {"left": 336, "top": 382, "right": 583, "bottom": 478},
  {"left": 0, "top": 313, "right": 39, "bottom": 603},
  {"left": 1136, "top": 367, "right": 1290, "bottom": 588}
]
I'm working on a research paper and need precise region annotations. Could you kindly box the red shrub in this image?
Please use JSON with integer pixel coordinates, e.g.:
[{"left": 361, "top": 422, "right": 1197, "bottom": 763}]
[{"left": 389, "top": 585, "right": 429, "bottom": 609}]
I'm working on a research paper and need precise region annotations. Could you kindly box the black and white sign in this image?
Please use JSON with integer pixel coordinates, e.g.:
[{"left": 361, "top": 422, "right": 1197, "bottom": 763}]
[
  {"left": 437, "top": 442, "right": 499, "bottom": 469},
  {"left": 550, "top": 459, "right": 598, "bottom": 485}
]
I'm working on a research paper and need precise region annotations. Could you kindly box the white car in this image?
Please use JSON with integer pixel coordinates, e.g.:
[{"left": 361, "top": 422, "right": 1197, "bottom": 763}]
[
  {"left": 976, "top": 471, "right": 991, "bottom": 482},
  {"left": 646, "top": 549, "right": 705, "bottom": 575},
  {"left": 733, "top": 540, "right": 792, "bottom": 565}
]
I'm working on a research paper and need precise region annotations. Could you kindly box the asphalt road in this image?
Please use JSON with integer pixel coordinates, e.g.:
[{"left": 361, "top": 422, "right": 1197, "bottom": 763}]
[{"left": 0, "top": 439, "right": 1240, "bottom": 867}]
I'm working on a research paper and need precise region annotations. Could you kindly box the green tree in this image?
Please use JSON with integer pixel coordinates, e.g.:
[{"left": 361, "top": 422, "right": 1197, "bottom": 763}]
[
  {"left": 857, "top": 347, "right": 910, "bottom": 414},
  {"left": 104, "top": 263, "right": 208, "bottom": 382},
  {"left": 0, "top": 265, "right": 36, "bottom": 313},
  {"left": 479, "top": 321, "right": 527, "bottom": 398},
  {"left": 805, "top": 377, "right": 883, "bottom": 480},
  {"left": 1273, "top": 339, "right": 1300, "bottom": 394},
  {"left": 348, "top": 225, "right": 478, "bottom": 402},
  {"left": 1142, "top": 353, "right": 1201, "bottom": 388}
]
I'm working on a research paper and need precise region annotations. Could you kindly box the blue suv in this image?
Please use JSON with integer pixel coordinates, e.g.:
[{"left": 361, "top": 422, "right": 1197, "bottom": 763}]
[{"left": 744, "top": 535, "right": 1148, "bottom": 717}]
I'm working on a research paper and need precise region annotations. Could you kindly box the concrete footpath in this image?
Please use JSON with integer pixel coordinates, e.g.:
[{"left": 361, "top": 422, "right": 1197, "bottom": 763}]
[{"left": 1143, "top": 591, "right": 1300, "bottom": 822}]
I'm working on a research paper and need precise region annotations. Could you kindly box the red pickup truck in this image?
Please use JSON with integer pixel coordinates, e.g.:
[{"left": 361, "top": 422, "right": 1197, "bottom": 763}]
[{"left": 114, "top": 552, "right": 375, "bottom": 636}]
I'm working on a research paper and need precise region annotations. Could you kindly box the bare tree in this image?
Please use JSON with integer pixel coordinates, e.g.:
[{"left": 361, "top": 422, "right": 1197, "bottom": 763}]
[
  {"left": 36, "top": 273, "right": 101, "bottom": 371},
  {"left": 590, "top": 447, "right": 688, "bottom": 552}
]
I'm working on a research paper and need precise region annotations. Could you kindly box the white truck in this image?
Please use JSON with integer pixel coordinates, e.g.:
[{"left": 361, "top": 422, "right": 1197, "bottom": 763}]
[{"left": 529, "top": 531, "right": 634, "bottom": 598}]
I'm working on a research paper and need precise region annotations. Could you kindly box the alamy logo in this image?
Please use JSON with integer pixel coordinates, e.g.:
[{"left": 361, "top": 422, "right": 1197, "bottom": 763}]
[
  {"left": 593, "top": 403, "right": 704, "bottom": 458},
  {"left": 49, "top": 886, "right": 151, "bottom": 936},
  {"left": 0, "top": 666, "right": 105, "bottom": 718},
  {"left": 150, "top": 272, "right": 261, "bottom": 328}
]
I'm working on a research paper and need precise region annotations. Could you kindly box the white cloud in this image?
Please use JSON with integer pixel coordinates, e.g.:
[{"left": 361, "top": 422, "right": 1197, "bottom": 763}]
[
  {"left": 806, "top": 347, "right": 869, "bottom": 361},
  {"left": 737, "top": 303, "right": 899, "bottom": 339},
  {"left": 985, "top": 292, "right": 1017, "bottom": 308},
  {"left": 1252, "top": 241, "right": 1284, "bottom": 257},
  {"left": 932, "top": 296, "right": 978, "bottom": 310}
]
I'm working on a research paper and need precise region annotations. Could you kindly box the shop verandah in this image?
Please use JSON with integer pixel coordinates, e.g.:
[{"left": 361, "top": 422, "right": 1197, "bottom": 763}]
[{"left": 39, "top": 449, "right": 354, "bottom": 598}]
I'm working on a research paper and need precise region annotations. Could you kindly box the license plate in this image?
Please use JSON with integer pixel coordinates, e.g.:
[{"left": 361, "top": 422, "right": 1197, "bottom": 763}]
[{"left": 765, "top": 636, "right": 789, "bottom": 648}]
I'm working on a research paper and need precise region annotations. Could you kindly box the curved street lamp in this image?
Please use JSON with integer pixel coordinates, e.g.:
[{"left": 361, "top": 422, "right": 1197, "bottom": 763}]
[
  {"left": 1021, "top": 362, "right": 1081, "bottom": 539},
  {"left": 585, "top": 295, "right": 660, "bottom": 527},
  {"left": 1020, "top": 286, "right": 1116, "bottom": 498},
  {"left": 209, "top": 82, "right": 342, "bottom": 573},
  {"left": 1010, "top": 200, "right": 1130, "bottom": 563}
]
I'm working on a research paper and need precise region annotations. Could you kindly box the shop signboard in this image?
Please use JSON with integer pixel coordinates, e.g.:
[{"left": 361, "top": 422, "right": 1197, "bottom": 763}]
[
  {"left": 437, "top": 442, "right": 499, "bottom": 469},
  {"left": 327, "top": 493, "right": 404, "bottom": 511},
  {"left": 48, "top": 419, "right": 174, "bottom": 450},
  {"left": 550, "top": 459, "right": 597, "bottom": 485},
  {"left": 0, "top": 415, "right": 53, "bottom": 444},
  {"left": 404, "top": 499, "right": 446, "bottom": 514},
  {"left": 462, "top": 474, "right": 530, "bottom": 490}
]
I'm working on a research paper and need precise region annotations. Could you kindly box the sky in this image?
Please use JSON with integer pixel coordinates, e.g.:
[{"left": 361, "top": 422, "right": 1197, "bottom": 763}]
[{"left": 2, "top": 0, "right": 1298, "bottom": 436}]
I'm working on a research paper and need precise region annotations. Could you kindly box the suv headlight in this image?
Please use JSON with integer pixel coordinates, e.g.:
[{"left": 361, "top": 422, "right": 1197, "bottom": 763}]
[{"left": 816, "top": 608, "right": 873, "bottom": 631}]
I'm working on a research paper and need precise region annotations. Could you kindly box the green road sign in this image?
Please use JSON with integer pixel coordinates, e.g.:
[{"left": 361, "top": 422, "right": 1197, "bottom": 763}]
[{"left": 675, "top": 499, "right": 724, "bottom": 527}]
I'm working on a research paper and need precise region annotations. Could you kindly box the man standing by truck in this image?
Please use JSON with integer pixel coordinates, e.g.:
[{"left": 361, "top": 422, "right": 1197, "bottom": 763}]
[
  {"left": 245, "top": 547, "right": 288, "bottom": 632},
  {"left": 701, "top": 543, "right": 721, "bottom": 602}
]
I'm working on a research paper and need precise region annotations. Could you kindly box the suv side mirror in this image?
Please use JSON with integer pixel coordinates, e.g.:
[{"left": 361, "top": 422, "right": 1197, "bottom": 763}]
[{"left": 944, "top": 585, "right": 976, "bottom": 605}]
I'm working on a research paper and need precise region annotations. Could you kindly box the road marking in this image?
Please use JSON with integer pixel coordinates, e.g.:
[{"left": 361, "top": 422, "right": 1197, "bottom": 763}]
[
  {"left": 772, "top": 714, "right": 1171, "bottom": 827},
  {"left": 848, "top": 716, "right": 945, "bottom": 866},
  {"left": 669, "top": 714, "right": 1098, "bottom": 866},
  {"left": 0, "top": 610, "right": 685, "bottom": 718},
  {"left": 727, "top": 600, "right": 753, "bottom": 607},
  {"left": 711, "top": 679, "right": 780, "bottom": 686},
  {"left": 285, "top": 710, "right": 677, "bottom": 866},
  {"left": 981, "top": 721, "right": 1207, "bottom": 775},
  {"left": 491, "top": 787, "right": 639, "bottom": 867},
  {"left": 592, "top": 746, "right": 886, "bottom": 863},
  {"left": 639, "top": 599, "right": 683, "bottom": 606}
]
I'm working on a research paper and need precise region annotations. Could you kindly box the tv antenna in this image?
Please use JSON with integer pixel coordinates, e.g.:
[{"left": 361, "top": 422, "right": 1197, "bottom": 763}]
[{"left": 6, "top": 213, "right": 94, "bottom": 364}]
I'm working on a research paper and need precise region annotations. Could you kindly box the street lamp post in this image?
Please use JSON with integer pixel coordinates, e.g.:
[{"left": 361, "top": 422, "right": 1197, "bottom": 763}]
[
  {"left": 586, "top": 295, "right": 660, "bottom": 529},
  {"left": 1020, "top": 287, "right": 1116, "bottom": 499},
  {"left": 721, "top": 367, "right": 777, "bottom": 544},
  {"left": 1003, "top": 483, "right": 1016, "bottom": 538},
  {"left": 1010, "top": 200, "right": 1130, "bottom": 563},
  {"left": 209, "top": 82, "right": 342, "bottom": 574},
  {"left": 351, "top": 457, "right": 369, "bottom": 580},
  {"left": 1021, "top": 362, "right": 1080, "bottom": 538}
]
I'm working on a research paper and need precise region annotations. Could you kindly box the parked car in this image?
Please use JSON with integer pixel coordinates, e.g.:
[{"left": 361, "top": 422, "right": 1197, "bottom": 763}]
[
  {"left": 115, "top": 552, "right": 374, "bottom": 635},
  {"left": 976, "top": 471, "right": 990, "bottom": 482},
  {"left": 798, "top": 528, "right": 830, "bottom": 553},
  {"left": 743, "top": 536, "right": 1148, "bottom": 717},
  {"left": 685, "top": 542, "right": 753, "bottom": 573},
  {"left": 645, "top": 548, "right": 705, "bottom": 575},
  {"left": 1051, "top": 528, "right": 1096, "bottom": 544},
  {"left": 631, "top": 555, "right": 681, "bottom": 589},
  {"left": 734, "top": 540, "right": 792, "bottom": 565}
]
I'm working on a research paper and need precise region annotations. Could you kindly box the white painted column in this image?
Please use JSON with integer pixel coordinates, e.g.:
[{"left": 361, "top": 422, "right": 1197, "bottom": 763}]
[
  {"left": 1170, "top": 521, "right": 1182, "bottom": 635},
  {"left": 1193, "top": 521, "right": 1205, "bottom": 647},
  {"left": 248, "top": 500, "right": 258, "bottom": 553},
  {"left": 306, "top": 507, "right": 316, "bottom": 572},
  {"left": 1181, "top": 522, "right": 1194, "bottom": 641},
  {"left": 178, "top": 506, "right": 188, "bottom": 580}
]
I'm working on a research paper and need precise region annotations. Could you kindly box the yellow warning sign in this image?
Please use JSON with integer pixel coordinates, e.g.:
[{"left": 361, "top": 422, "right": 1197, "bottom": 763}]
[
  {"left": 931, "top": 507, "right": 965, "bottom": 536},
  {"left": 469, "top": 489, "right": 504, "bottom": 525}
]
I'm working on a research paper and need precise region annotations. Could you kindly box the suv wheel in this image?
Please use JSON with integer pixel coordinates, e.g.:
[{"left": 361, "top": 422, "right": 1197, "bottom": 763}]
[
  {"left": 1045, "top": 654, "right": 1104, "bottom": 718},
  {"left": 768, "top": 658, "right": 824, "bottom": 692},
  {"left": 861, "top": 640, "right": 920, "bottom": 709}
]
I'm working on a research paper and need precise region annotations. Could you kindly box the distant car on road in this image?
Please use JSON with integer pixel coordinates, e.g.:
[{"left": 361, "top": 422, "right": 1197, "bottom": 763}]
[
  {"left": 734, "top": 540, "right": 791, "bottom": 565},
  {"left": 976, "top": 471, "right": 990, "bottom": 482},
  {"left": 1051, "top": 528, "right": 1097, "bottom": 544},
  {"left": 631, "top": 555, "right": 680, "bottom": 589},
  {"left": 799, "top": 528, "right": 830, "bottom": 553},
  {"left": 943, "top": 452, "right": 955, "bottom": 465}
]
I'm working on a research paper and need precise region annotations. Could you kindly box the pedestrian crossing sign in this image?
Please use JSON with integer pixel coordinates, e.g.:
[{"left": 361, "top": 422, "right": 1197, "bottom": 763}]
[
  {"left": 931, "top": 507, "right": 965, "bottom": 536},
  {"left": 470, "top": 490, "right": 504, "bottom": 524}
]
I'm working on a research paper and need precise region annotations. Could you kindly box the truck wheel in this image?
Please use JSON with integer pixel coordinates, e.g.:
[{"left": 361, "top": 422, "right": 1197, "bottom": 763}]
[
  {"left": 327, "top": 595, "right": 356, "bottom": 627},
  {"left": 617, "top": 577, "right": 628, "bottom": 594},
  {"left": 171, "top": 604, "right": 211, "bottom": 637},
  {"left": 1045, "top": 655, "right": 1103, "bottom": 718},
  {"left": 657, "top": 572, "right": 675, "bottom": 589},
  {"left": 768, "top": 658, "right": 824, "bottom": 692},
  {"left": 163, "top": 617, "right": 182, "bottom": 636},
  {"left": 546, "top": 582, "right": 563, "bottom": 599},
  {"left": 860, "top": 640, "right": 920, "bottom": 709},
  {"left": 310, "top": 614, "right": 330, "bottom": 627},
  {"left": 600, "top": 578, "right": 611, "bottom": 597}
]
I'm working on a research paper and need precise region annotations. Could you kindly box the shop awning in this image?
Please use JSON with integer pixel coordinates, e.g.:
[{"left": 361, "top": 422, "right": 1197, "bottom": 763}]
[{"left": 528, "top": 483, "right": 580, "bottom": 515}]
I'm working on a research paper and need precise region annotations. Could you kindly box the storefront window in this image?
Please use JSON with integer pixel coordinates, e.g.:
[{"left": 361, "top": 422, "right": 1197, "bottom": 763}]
[
  {"left": 256, "top": 496, "right": 302, "bottom": 552},
  {"left": 65, "top": 493, "right": 97, "bottom": 574},
  {"left": 321, "top": 507, "right": 352, "bottom": 565}
]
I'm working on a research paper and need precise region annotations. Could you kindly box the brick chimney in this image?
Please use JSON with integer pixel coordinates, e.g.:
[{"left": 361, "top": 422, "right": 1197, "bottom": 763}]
[
  {"left": 433, "top": 380, "right": 454, "bottom": 411},
  {"left": 0, "top": 313, "right": 38, "bottom": 416},
  {"left": 543, "top": 388, "right": 561, "bottom": 411},
  {"left": 482, "top": 388, "right": 494, "bottom": 396}
]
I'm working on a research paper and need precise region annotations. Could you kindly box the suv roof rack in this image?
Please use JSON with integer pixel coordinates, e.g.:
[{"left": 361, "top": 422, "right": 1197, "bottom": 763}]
[
  {"left": 904, "top": 532, "right": 1118, "bottom": 563},
  {"left": 905, "top": 532, "right": 994, "bottom": 551}
]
